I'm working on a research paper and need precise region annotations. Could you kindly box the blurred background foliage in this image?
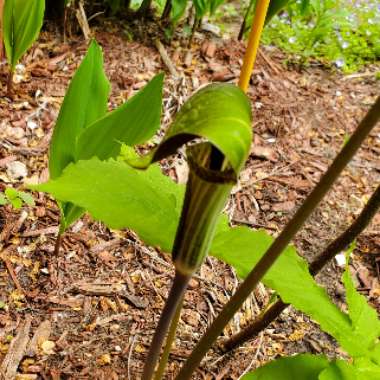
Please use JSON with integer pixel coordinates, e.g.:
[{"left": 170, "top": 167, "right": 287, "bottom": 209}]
[{"left": 44, "top": 0, "right": 380, "bottom": 73}]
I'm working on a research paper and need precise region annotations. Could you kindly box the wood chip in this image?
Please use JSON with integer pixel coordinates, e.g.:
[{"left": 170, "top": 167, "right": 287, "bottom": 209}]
[
  {"left": 71, "top": 282, "right": 147, "bottom": 309},
  {"left": 26, "top": 320, "right": 52, "bottom": 357},
  {"left": 1, "top": 316, "right": 32, "bottom": 380}
]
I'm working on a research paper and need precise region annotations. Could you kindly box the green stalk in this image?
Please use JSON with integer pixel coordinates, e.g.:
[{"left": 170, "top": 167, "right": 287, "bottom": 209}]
[
  {"left": 176, "top": 96, "right": 380, "bottom": 379},
  {"left": 223, "top": 184, "right": 380, "bottom": 352}
]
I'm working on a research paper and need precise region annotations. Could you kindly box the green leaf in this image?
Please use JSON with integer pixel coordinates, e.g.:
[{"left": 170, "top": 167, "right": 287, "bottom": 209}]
[
  {"left": 319, "top": 360, "right": 357, "bottom": 380},
  {"left": 3, "top": 0, "right": 45, "bottom": 69},
  {"left": 353, "top": 357, "right": 380, "bottom": 380},
  {"left": 49, "top": 40, "right": 110, "bottom": 179},
  {"left": 9, "top": 197, "right": 23, "bottom": 209},
  {"left": 193, "top": 0, "right": 208, "bottom": 18},
  {"left": 0, "top": 193, "right": 8, "bottom": 205},
  {"left": 17, "top": 191, "right": 35, "bottom": 206},
  {"left": 4, "top": 187, "right": 18, "bottom": 200},
  {"left": 265, "top": 0, "right": 291, "bottom": 24},
  {"left": 76, "top": 73, "right": 164, "bottom": 161},
  {"left": 171, "top": 0, "right": 188, "bottom": 22},
  {"left": 241, "top": 354, "right": 329, "bottom": 380},
  {"left": 48, "top": 40, "right": 110, "bottom": 233},
  {"left": 341, "top": 255, "right": 380, "bottom": 356},
  {"left": 34, "top": 158, "right": 184, "bottom": 252},
  {"left": 34, "top": 156, "right": 352, "bottom": 354},
  {"left": 126, "top": 83, "right": 252, "bottom": 177},
  {"left": 210, "top": 225, "right": 358, "bottom": 354}
]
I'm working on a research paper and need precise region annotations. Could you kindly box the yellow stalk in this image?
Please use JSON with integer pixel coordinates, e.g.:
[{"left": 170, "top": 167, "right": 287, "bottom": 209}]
[{"left": 238, "top": 0, "right": 270, "bottom": 93}]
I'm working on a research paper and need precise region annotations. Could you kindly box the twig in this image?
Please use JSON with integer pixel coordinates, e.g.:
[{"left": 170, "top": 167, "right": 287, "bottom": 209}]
[
  {"left": 176, "top": 97, "right": 380, "bottom": 379},
  {"left": 0, "top": 249, "right": 30, "bottom": 297},
  {"left": 0, "top": 315, "right": 32, "bottom": 380},
  {"left": 75, "top": 0, "right": 91, "bottom": 40},
  {"left": 22, "top": 226, "right": 59, "bottom": 237},
  {"left": 155, "top": 39, "right": 180, "bottom": 78}
]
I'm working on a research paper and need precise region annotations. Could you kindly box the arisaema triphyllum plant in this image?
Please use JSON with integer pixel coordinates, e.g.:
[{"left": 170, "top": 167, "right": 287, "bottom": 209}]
[{"left": 31, "top": 0, "right": 380, "bottom": 379}]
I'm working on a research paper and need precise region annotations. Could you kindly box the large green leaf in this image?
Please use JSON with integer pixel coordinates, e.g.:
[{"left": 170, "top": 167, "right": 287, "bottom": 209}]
[
  {"left": 76, "top": 73, "right": 164, "bottom": 161},
  {"left": 126, "top": 83, "right": 252, "bottom": 177},
  {"left": 35, "top": 156, "right": 379, "bottom": 357},
  {"left": 36, "top": 158, "right": 183, "bottom": 252},
  {"left": 34, "top": 158, "right": 354, "bottom": 352},
  {"left": 3, "top": 0, "right": 45, "bottom": 69},
  {"left": 241, "top": 354, "right": 329, "bottom": 380},
  {"left": 210, "top": 225, "right": 360, "bottom": 355}
]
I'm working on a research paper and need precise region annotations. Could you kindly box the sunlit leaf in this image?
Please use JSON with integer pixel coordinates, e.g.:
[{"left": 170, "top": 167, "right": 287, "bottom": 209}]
[
  {"left": 35, "top": 158, "right": 184, "bottom": 252},
  {"left": 34, "top": 157, "right": 356, "bottom": 355}
]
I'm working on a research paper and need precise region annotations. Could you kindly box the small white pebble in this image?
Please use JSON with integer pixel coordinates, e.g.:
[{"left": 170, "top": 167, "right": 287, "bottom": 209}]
[
  {"left": 335, "top": 253, "right": 346, "bottom": 267},
  {"left": 27, "top": 120, "right": 38, "bottom": 130},
  {"left": 6, "top": 161, "right": 28, "bottom": 180}
]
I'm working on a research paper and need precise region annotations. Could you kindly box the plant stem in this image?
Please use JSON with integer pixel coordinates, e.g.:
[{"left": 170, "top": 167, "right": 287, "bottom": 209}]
[
  {"left": 175, "top": 96, "right": 380, "bottom": 379},
  {"left": 153, "top": 297, "right": 184, "bottom": 380},
  {"left": 142, "top": 271, "right": 190, "bottom": 380},
  {"left": 137, "top": 0, "right": 152, "bottom": 16},
  {"left": 223, "top": 184, "right": 380, "bottom": 352},
  {"left": 7, "top": 68, "right": 13, "bottom": 98},
  {"left": 161, "top": 0, "right": 172, "bottom": 20},
  {"left": 238, "top": 0, "right": 270, "bottom": 92},
  {"left": 53, "top": 233, "right": 62, "bottom": 256},
  {"left": 238, "top": 0, "right": 256, "bottom": 41}
]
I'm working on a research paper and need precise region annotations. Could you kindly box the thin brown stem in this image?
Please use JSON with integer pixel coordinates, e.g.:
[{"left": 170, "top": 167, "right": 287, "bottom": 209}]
[
  {"left": 223, "top": 184, "right": 380, "bottom": 352},
  {"left": 161, "top": 0, "right": 172, "bottom": 21},
  {"left": 53, "top": 233, "right": 62, "bottom": 256},
  {"left": 238, "top": 0, "right": 255, "bottom": 40},
  {"left": 176, "top": 97, "right": 380, "bottom": 379},
  {"left": 142, "top": 271, "right": 190, "bottom": 380},
  {"left": 7, "top": 68, "right": 13, "bottom": 98}
]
